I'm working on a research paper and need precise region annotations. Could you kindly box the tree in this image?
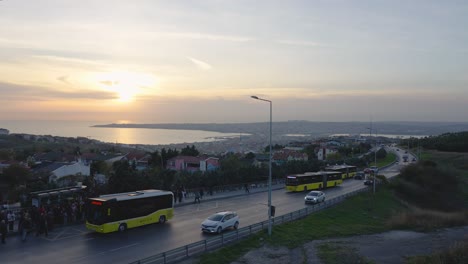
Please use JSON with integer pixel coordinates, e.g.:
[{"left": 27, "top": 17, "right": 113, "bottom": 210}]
[
  {"left": 326, "top": 152, "right": 342, "bottom": 162},
  {"left": 180, "top": 145, "right": 199, "bottom": 156},
  {"left": 376, "top": 148, "right": 387, "bottom": 159},
  {"left": 264, "top": 144, "right": 283, "bottom": 152},
  {"left": 1, "top": 164, "right": 30, "bottom": 187},
  {"left": 244, "top": 152, "right": 255, "bottom": 160},
  {"left": 108, "top": 160, "right": 138, "bottom": 193},
  {"left": 148, "top": 150, "right": 163, "bottom": 168},
  {"left": 338, "top": 147, "right": 353, "bottom": 157},
  {"left": 303, "top": 144, "right": 318, "bottom": 160}
]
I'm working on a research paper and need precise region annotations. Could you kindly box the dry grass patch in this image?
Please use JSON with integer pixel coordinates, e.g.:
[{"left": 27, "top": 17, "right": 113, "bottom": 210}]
[
  {"left": 387, "top": 207, "right": 468, "bottom": 231},
  {"left": 405, "top": 239, "right": 468, "bottom": 264}
]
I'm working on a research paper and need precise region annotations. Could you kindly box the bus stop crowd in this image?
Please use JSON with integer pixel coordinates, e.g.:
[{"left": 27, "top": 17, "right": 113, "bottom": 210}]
[{"left": 0, "top": 197, "right": 86, "bottom": 244}]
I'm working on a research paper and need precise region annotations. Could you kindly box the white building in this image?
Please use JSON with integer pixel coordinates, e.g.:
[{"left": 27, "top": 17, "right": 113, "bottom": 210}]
[
  {"left": 316, "top": 147, "right": 338, "bottom": 161},
  {"left": 48, "top": 160, "right": 90, "bottom": 183}
]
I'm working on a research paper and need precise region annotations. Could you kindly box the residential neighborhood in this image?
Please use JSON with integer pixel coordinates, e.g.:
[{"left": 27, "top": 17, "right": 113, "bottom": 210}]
[{"left": 0, "top": 129, "right": 393, "bottom": 208}]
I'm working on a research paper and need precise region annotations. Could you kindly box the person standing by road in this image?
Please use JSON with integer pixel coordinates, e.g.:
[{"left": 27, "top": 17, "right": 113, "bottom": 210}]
[
  {"left": 194, "top": 192, "right": 201, "bottom": 204},
  {"left": 21, "top": 211, "right": 31, "bottom": 242},
  {"left": 7, "top": 210, "right": 15, "bottom": 232},
  {"left": 199, "top": 188, "right": 204, "bottom": 200},
  {"left": 0, "top": 219, "right": 7, "bottom": 244},
  {"left": 37, "top": 213, "right": 48, "bottom": 237}
]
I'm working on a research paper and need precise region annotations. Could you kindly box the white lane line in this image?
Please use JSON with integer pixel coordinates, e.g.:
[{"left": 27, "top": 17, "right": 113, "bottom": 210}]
[
  {"left": 72, "top": 243, "right": 140, "bottom": 262},
  {"left": 109, "top": 243, "right": 140, "bottom": 252}
]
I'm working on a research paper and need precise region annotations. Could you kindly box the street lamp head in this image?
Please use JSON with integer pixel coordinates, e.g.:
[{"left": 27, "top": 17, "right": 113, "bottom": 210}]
[{"left": 251, "top": 96, "right": 259, "bottom": 100}]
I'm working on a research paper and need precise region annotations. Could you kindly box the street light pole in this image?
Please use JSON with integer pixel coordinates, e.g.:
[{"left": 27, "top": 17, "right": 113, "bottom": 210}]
[
  {"left": 251, "top": 95, "right": 273, "bottom": 236},
  {"left": 374, "top": 130, "right": 377, "bottom": 194}
]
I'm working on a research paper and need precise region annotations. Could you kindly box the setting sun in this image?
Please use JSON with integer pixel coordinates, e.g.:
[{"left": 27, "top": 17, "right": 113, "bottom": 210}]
[{"left": 95, "top": 71, "right": 157, "bottom": 102}]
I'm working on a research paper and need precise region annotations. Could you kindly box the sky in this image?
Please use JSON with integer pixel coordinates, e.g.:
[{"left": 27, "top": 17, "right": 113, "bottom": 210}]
[{"left": 0, "top": 0, "right": 467, "bottom": 123}]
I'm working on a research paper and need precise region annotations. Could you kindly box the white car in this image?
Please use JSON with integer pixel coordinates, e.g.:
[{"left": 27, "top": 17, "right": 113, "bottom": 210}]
[
  {"left": 201, "top": 211, "right": 239, "bottom": 234},
  {"left": 304, "top": 191, "right": 326, "bottom": 204}
]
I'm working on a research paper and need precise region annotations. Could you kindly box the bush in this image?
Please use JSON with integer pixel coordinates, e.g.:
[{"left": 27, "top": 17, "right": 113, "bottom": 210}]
[{"left": 392, "top": 162, "right": 464, "bottom": 211}]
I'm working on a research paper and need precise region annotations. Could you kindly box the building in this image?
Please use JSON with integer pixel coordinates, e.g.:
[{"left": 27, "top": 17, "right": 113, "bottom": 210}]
[
  {"left": 166, "top": 155, "right": 220, "bottom": 172},
  {"left": 316, "top": 147, "right": 338, "bottom": 161},
  {"left": 0, "top": 128, "right": 9, "bottom": 135},
  {"left": 272, "top": 150, "right": 308, "bottom": 165}
]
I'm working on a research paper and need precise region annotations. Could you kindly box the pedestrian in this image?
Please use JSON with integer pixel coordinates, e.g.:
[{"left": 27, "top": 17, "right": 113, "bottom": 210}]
[
  {"left": 244, "top": 184, "right": 250, "bottom": 193},
  {"left": 0, "top": 220, "right": 7, "bottom": 244},
  {"left": 21, "top": 212, "right": 31, "bottom": 242},
  {"left": 199, "top": 188, "right": 204, "bottom": 200},
  {"left": 178, "top": 190, "right": 183, "bottom": 203},
  {"left": 7, "top": 210, "right": 15, "bottom": 232},
  {"left": 194, "top": 192, "right": 201, "bottom": 204},
  {"left": 38, "top": 213, "right": 48, "bottom": 237}
]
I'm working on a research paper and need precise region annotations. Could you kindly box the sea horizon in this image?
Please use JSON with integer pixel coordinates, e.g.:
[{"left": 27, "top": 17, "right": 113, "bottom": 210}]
[
  {"left": 2, "top": 120, "right": 466, "bottom": 146},
  {"left": 0, "top": 120, "right": 245, "bottom": 146}
]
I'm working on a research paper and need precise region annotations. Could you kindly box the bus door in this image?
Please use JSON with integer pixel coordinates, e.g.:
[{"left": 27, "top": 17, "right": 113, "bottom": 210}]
[{"left": 322, "top": 174, "right": 328, "bottom": 189}]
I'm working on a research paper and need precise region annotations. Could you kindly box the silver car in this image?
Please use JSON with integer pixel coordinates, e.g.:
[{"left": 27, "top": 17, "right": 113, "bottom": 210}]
[
  {"left": 304, "top": 191, "right": 326, "bottom": 204},
  {"left": 201, "top": 211, "right": 239, "bottom": 234}
]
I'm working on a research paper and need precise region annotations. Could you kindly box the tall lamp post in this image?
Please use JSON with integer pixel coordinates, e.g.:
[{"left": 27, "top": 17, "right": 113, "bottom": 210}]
[{"left": 251, "top": 95, "right": 273, "bottom": 236}]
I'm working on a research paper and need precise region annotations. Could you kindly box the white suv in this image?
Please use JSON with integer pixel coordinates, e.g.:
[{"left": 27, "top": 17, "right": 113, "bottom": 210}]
[{"left": 201, "top": 211, "right": 239, "bottom": 234}]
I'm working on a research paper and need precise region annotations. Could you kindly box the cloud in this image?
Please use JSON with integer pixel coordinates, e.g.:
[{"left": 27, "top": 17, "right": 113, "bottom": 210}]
[
  {"left": 187, "top": 57, "right": 212, "bottom": 70},
  {"left": 0, "top": 81, "right": 117, "bottom": 100},
  {"left": 100, "top": 80, "right": 120, "bottom": 86},
  {"left": 276, "top": 39, "right": 330, "bottom": 47},
  {"left": 162, "top": 32, "right": 252, "bottom": 42},
  {"left": 57, "top": 75, "right": 70, "bottom": 85}
]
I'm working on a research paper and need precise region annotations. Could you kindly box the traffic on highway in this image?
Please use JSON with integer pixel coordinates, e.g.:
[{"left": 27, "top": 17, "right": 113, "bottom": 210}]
[{"left": 0, "top": 147, "right": 412, "bottom": 264}]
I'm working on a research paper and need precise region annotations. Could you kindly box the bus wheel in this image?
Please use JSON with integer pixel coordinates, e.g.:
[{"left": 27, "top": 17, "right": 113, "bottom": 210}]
[
  {"left": 118, "top": 223, "right": 127, "bottom": 232},
  {"left": 159, "top": 215, "right": 166, "bottom": 224}
]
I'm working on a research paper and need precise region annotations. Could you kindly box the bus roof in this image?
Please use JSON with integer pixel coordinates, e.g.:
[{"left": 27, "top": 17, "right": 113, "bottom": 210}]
[
  {"left": 288, "top": 171, "right": 341, "bottom": 178},
  {"left": 325, "top": 165, "right": 356, "bottom": 170},
  {"left": 89, "top": 189, "right": 173, "bottom": 202}
]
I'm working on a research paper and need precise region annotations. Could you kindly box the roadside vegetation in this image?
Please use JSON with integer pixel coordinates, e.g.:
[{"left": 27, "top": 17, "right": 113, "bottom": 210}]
[
  {"left": 198, "top": 187, "right": 403, "bottom": 264},
  {"left": 316, "top": 242, "right": 374, "bottom": 264},
  {"left": 405, "top": 239, "right": 468, "bottom": 264}
]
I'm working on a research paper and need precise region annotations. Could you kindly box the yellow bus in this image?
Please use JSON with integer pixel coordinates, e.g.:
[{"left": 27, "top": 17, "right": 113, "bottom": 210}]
[
  {"left": 285, "top": 171, "right": 343, "bottom": 192},
  {"left": 85, "top": 189, "right": 174, "bottom": 233},
  {"left": 325, "top": 165, "right": 357, "bottom": 180}
]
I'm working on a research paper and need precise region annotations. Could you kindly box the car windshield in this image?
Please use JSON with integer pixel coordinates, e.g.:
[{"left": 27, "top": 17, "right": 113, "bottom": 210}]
[
  {"left": 308, "top": 192, "right": 319, "bottom": 196},
  {"left": 208, "top": 214, "right": 224, "bottom": 221}
]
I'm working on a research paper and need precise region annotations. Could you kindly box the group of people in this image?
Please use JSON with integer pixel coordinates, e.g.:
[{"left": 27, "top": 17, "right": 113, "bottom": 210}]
[
  {"left": 172, "top": 186, "right": 209, "bottom": 204},
  {"left": 0, "top": 198, "right": 86, "bottom": 244},
  {"left": 0, "top": 209, "right": 18, "bottom": 244}
]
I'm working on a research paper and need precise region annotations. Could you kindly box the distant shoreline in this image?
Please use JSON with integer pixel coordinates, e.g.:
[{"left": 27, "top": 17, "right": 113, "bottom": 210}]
[{"left": 92, "top": 121, "right": 468, "bottom": 137}]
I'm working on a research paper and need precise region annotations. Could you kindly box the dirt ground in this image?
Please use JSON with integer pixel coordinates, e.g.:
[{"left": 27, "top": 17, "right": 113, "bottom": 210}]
[{"left": 182, "top": 226, "right": 468, "bottom": 264}]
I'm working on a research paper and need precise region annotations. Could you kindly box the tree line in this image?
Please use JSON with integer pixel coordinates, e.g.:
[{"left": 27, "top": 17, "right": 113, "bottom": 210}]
[{"left": 401, "top": 132, "right": 468, "bottom": 152}]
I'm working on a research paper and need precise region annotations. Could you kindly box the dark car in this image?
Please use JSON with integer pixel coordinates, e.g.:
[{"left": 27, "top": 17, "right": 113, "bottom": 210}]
[
  {"left": 364, "top": 179, "right": 374, "bottom": 186},
  {"left": 354, "top": 171, "right": 364, "bottom": 180}
]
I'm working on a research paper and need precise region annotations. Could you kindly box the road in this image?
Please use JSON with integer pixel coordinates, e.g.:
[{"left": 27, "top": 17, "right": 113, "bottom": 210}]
[{"left": 0, "top": 150, "right": 409, "bottom": 264}]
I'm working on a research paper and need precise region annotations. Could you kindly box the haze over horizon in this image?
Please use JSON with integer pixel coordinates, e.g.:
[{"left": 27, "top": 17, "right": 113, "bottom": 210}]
[{"left": 1, "top": 1, "right": 467, "bottom": 124}]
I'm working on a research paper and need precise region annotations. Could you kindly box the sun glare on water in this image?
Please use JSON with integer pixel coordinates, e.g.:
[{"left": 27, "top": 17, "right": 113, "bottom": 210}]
[{"left": 96, "top": 71, "right": 157, "bottom": 102}]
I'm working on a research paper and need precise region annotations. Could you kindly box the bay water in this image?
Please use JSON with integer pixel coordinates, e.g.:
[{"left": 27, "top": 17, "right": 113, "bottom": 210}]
[{"left": 0, "top": 120, "right": 240, "bottom": 146}]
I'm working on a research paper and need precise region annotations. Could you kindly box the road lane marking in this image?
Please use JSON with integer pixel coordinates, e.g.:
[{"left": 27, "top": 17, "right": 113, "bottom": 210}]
[
  {"left": 71, "top": 243, "right": 140, "bottom": 262},
  {"left": 109, "top": 243, "right": 140, "bottom": 252}
]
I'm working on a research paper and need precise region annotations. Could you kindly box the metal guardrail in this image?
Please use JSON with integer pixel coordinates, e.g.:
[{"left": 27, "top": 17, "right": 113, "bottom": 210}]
[{"left": 129, "top": 187, "right": 371, "bottom": 264}]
